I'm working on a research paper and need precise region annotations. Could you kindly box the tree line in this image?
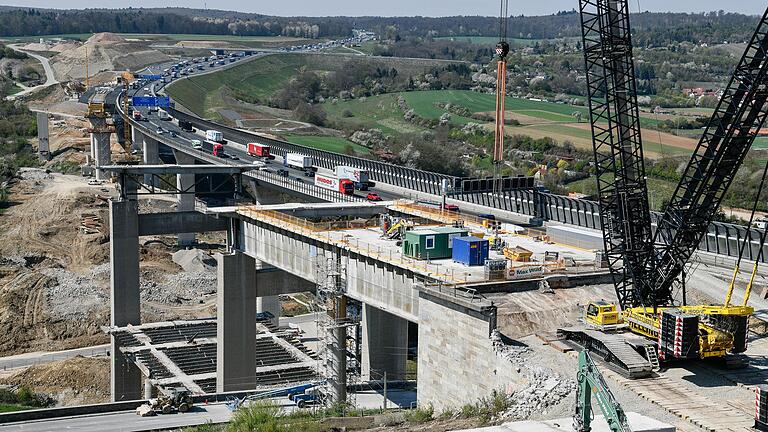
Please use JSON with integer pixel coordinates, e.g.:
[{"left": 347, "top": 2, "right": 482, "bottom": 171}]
[{"left": 0, "top": 7, "right": 762, "bottom": 46}]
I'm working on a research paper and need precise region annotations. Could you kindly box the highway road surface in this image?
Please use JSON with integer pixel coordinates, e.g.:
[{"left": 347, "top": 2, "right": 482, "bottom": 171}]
[
  {"left": 0, "top": 403, "right": 232, "bottom": 432},
  {"left": 5, "top": 45, "right": 58, "bottom": 100}
]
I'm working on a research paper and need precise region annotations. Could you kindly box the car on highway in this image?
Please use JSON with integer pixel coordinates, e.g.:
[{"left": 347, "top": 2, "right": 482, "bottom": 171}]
[
  {"left": 230, "top": 155, "right": 239, "bottom": 160},
  {"left": 191, "top": 139, "right": 202, "bottom": 149},
  {"left": 277, "top": 169, "right": 289, "bottom": 177},
  {"left": 156, "top": 127, "right": 164, "bottom": 135},
  {"left": 366, "top": 192, "right": 382, "bottom": 201},
  {"left": 169, "top": 131, "right": 177, "bottom": 138}
]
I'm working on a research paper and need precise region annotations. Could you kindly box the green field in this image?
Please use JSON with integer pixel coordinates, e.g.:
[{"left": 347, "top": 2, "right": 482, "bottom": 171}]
[
  {"left": 3, "top": 33, "right": 92, "bottom": 42},
  {"left": 4, "top": 33, "right": 309, "bottom": 44},
  {"left": 754, "top": 137, "right": 768, "bottom": 149},
  {"left": 283, "top": 135, "right": 371, "bottom": 155},
  {"left": 120, "top": 34, "right": 309, "bottom": 43},
  {"left": 167, "top": 53, "right": 458, "bottom": 120},
  {"left": 6, "top": 84, "right": 22, "bottom": 95},
  {"left": 436, "top": 36, "right": 578, "bottom": 47}
]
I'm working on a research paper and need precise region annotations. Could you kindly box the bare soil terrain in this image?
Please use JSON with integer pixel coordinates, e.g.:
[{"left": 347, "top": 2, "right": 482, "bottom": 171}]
[{"left": 0, "top": 356, "right": 109, "bottom": 406}]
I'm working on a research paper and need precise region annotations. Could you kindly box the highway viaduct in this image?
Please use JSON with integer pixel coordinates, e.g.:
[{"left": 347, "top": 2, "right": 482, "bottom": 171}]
[{"left": 83, "top": 75, "right": 768, "bottom": 410}]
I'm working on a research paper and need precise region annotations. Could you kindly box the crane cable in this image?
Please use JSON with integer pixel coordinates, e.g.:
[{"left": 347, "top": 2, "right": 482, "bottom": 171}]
[
  {"left": 498, "top": 0, "right": 509, "bottom": 43},
  {"left": 724, "top": 158, "right": 768, "bottom": 307}
]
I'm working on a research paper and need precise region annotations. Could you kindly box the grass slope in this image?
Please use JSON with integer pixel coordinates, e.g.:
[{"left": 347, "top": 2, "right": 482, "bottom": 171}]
[{"left": 283, "top": 135, "right": 371, "bottom": 155}]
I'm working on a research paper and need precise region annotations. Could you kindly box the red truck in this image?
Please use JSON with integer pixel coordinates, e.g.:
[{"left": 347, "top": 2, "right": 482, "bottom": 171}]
[
  {"left": 247, "top": 143, "right": 270, "bottom": 158},
  {"left": 212, "top": 143, "right": 225, "bottom": 157},
  {"left": 314, "top": 173, "right": 354, "bottom": 196}
]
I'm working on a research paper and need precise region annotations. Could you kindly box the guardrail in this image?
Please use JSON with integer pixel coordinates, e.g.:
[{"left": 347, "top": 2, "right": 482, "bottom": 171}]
[
  {"left": 130, "top": 93, "right": 768, "bottom": 266},
  {"left": 131, "top": 120, "right": 363, "bottom": 204},
  {"left": 167, "top": 108, "right": 536, "bottom": 205}
]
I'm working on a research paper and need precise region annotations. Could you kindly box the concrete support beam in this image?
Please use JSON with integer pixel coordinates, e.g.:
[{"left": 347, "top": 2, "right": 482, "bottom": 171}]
[
  {"left": 361, "top": 304, "right": 408, "bottom": 381},
  {"left": 109, "top": 199, "right": 142, "bottom": 401},
  {"left": 174, "top": 150, "right": 196, "bottom": 246},
  {"left": 254, "top": 262, "right": 315, "bottom": 296},
  {"left": 142, "top": 135, "right": 159, "bottom": 186},
  {"left": 137, "top": 212, "right": 228, "bottom": 236},
  {"left": 257, "top": 295, "right": 280, "bottom": 326},
  {"left": 216, "top": 251, "right": 257, "bottom": 392},
  {"left": 93, "top": 133, "right": 112, "bottom": 181}
]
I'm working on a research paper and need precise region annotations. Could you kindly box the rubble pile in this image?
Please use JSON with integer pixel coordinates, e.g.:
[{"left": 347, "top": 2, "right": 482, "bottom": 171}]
[{"left": 500, "top": 367, "right": 575, "bottom": 420}]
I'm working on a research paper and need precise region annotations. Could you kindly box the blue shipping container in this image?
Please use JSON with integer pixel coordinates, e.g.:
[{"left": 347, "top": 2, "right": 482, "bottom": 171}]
[{"left": 452, "top": 236, "right": 489, "bottom": 266}]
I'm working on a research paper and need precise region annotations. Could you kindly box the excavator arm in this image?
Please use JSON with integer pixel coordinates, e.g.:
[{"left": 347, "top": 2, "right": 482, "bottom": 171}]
[{"left": 574, "top": 350, "right": 632, "bottom": 432}]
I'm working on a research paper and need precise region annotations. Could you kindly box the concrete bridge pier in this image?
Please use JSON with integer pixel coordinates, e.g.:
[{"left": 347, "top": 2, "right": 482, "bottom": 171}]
[
  {"left": 109, "top": 192, "right": 142, "bottom": 401},
  {"left": 361, "top": 304, "right": 409, "bottom": 381},
  {"left": 142, "top": 134, "right": 159, "bottom": 186},
  {"left": 216, "top": 249, "right": 315, "bottom": 392},
  {"left": 174, "top": 151, "right": 196, "bottom": 246},
  {"left": 216, "top": 251, "right": 258, "bottom": 393},
  {"left": 92, "top": 132, "right": 112, "bottom": 181},
  {"left": 131, "top": 125, "right": 143, "bottom": 153},
  {"left": 257, "top": 295, "right": 280, "bottom": 324}
]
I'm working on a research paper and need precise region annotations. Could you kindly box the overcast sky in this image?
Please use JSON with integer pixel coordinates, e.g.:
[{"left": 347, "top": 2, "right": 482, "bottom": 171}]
[{"left": 6, "top": 0, "right": 767, "bottom": 16}]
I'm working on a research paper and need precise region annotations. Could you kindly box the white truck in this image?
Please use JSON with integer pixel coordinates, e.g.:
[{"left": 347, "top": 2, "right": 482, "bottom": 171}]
[
  {"left": 335, "top": 166, "right": 370, "bottom": 190},
  {"left": 286, "top": 153, "right": 313, "bottom": 170},
  {"left": 205, "top": 130, "right": 224, "bottom": 143},
  {"left": 157, "top": 109, "right": 171, "bottom": 121}
]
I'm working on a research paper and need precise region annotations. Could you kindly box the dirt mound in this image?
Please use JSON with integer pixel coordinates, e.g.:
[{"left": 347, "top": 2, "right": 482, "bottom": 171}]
[
  {"left": 172, "top": 249, "right": 216, "bottom": 273},
  {"left": 51, "top": 34, "right": 170, "bottom": 81},
  {"left": 0, "top": 356, "right": 109, "bottom": 406},
  {"left": 86, "top": 32, "right": 125, "bottom": 45}
]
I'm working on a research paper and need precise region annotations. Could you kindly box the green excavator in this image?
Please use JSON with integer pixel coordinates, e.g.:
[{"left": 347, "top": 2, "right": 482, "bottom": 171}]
[{"left": 574, "top": 350, "right": 632, "bottom": 432}]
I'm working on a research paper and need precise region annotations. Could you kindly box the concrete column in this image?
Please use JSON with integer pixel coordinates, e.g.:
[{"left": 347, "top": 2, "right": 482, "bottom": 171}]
[
  {"left": 142, "top": 135, "right": 159, "bottom": 186},
  {"left": 37, "top": 112, "right": 50, "bottom": 160},
  {"left": 110, "top": 199, "right": 142, "bottom": 401},
  {"left": 93, "top": 132, "right": 112, "bottom": 181},
  {"left": 361, "top": 304, "right": 408, "bottom": 381},
  {"left": 174, "top": 150, "right": 196, "bottom": 246},
  {"left": 131, "top": 126, "right": 143, "bottom": 153},
  {"left": 216, "top": 251, "right": 257, "bottom": 392},
  {"left": 143, "top": 378, "right": 153, "bottom": 399},
  {"left": 257, "top": 295, "right": 280, "bottom": 325}
]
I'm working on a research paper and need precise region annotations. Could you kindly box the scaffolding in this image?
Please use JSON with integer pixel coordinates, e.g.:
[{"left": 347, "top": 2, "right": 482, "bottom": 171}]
[{"left": 313, "top": 254, "right": 360, "bottom": 410}]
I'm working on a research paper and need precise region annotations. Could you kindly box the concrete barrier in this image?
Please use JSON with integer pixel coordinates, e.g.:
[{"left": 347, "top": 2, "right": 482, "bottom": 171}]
[{"left": 0, "top": 400, "right": 147, "bottom": 423}]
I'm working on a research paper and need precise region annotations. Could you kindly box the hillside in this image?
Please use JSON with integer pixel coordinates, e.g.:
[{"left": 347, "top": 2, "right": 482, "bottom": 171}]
[{"left": 166, "top": 53, "right": 465, "bottom": 120}]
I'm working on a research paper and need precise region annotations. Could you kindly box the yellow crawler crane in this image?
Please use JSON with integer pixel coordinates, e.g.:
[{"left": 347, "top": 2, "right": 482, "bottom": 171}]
[{"left": 559, "top": 0, "right": 768, "bottom": 376}]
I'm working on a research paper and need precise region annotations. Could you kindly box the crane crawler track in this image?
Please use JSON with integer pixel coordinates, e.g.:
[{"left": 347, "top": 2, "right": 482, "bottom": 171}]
[{"left": 558, "top": 327, "right": 653, "bottom": 379}]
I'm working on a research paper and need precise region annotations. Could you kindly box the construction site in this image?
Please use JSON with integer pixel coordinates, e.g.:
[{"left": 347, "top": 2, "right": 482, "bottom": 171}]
[{"left": 4, "top": 0, "right": 768, "bottom": 432}]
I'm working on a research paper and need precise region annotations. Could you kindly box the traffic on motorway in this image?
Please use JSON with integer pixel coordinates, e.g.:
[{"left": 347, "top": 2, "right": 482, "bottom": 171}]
[
  {"left": 126, "top": 82, "right": 406, "bottom": 203},
  {"left": 117, "top": 53, "right": 468, "bottom": 209}
]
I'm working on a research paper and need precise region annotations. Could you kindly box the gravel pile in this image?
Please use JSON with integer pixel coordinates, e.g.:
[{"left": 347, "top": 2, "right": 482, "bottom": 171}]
[
  {"left": 18, "top": 168, "right": 53, "bottom": 181},
  {"left": 42, "top": 267, "right": 107, "bottom": 321},
  {"left": 141, "top": 269, "right": 216, "bottom": 304},
  {"left": 172, "top": 249, "right": 216, "bottom": 273}
]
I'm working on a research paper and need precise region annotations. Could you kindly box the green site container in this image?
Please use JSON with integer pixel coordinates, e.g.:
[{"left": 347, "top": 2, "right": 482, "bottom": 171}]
[{"left": 402, "top": 227, "right": 468, "bottom": 260}]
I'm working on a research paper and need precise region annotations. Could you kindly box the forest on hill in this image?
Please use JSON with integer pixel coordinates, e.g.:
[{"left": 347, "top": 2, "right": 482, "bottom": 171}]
[{"left": 0, "top": 7, "right": 760, "bottom": 46}]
